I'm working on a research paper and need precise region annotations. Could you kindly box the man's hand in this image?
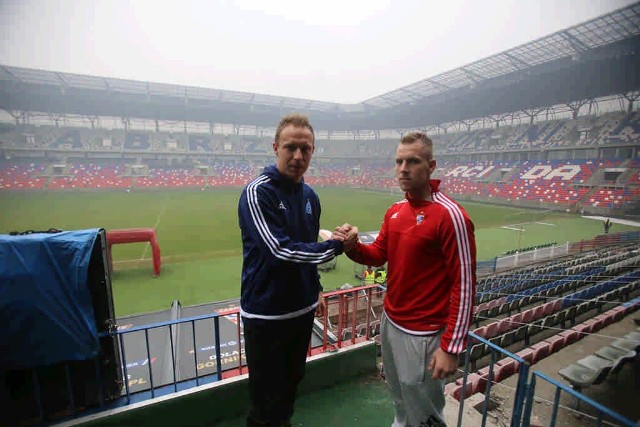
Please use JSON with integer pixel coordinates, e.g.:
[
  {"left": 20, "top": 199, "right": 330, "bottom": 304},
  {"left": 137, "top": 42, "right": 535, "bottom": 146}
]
[
  {"left": 315, "top": 291, "right": 327, "bottom": 317},
  {"left": 428, "top": 348, "right": 458, "bottom": 380},
  {"left": 334, "top": 223, "right": 358, "bottom": 252},
  {"left": 331, "top": 230, "right": 347, "bottom": 241}
]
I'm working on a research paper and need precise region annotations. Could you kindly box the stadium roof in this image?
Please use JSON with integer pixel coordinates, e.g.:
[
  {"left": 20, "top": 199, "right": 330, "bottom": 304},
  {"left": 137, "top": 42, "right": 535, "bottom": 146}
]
[
  {"left": 1, "top": 2, "right": 639, "bottom": 129},
  {"left": 0, "top": 66, "right": 352, "bottom": 114},
  {"left": 362, "top": 2, "right": 640, "bottom": 109}
]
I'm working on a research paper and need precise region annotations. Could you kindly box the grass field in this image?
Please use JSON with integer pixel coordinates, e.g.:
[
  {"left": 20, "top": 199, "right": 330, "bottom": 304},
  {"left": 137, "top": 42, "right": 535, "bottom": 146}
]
[{"left": 2, "top": 188, "right": 634, "bottom": 317}]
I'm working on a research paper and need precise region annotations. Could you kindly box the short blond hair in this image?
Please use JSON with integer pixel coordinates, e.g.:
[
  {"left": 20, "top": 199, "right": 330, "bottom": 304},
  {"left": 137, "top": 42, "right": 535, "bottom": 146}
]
[
  {"left": 275, "top": 113, "right": 315, "bottom": 144},
  {"left": 400, "top": 131, "right": 433, "bottom": 160}
]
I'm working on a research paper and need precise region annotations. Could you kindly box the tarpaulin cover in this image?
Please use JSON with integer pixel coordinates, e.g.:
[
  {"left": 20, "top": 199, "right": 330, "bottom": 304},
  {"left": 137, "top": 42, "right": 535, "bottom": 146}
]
[{"left": 0, "top": 229, "right": 101, "bottom": 370}]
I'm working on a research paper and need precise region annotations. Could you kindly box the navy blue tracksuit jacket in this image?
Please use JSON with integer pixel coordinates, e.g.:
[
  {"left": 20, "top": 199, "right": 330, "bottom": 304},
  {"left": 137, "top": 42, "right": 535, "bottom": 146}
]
[{"left": 238, "top": 165, "right": 343, "bottom": 323}]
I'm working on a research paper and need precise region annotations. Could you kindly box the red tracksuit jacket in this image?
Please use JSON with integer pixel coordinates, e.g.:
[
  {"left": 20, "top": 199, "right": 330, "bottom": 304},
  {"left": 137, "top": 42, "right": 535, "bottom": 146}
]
[{"left": 348, "top": 180, "right": 476, "bottom": 354}]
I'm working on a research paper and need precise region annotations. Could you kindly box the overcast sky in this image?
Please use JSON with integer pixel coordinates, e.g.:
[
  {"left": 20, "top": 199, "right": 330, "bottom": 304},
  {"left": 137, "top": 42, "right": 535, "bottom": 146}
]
[{"left": 0, "top": 0, "right": 636, "bottom": 103}]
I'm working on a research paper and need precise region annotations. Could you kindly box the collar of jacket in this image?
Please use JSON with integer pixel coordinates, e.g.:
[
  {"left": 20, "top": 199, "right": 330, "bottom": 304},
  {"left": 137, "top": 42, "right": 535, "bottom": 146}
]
[{"left": 263, "top": 164, "right": 304, "bottom": 192}]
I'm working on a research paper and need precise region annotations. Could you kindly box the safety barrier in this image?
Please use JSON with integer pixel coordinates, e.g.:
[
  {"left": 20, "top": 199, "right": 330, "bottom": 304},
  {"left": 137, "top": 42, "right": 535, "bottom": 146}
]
[
  {"left": 452, "top": 332, "right": 530, "bottom": 427},
  {"left": 14, "top": 284, "right": 383, "bottom": 424},
  {"left": 522, "top": 371, "right": 638, "bottom": 427},
  {"left": 489, "top": 231, "right": 640, "bottom": 275},
  {"left": 495, "top": 242, "right": 570, "bottom": 272},
  {"left": 451, "top": 326, "right": 639, "bottom": 427},
  {"left": 15, "top": 281, "right": 637, "bottom": 426}
]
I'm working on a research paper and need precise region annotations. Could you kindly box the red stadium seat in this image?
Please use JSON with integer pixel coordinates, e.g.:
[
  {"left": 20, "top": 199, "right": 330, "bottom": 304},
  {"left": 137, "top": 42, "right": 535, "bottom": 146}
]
[
  {"left": 545, "top": 335, "right": 566, "bottom": 354},
  {"left": 560, "top": 329, "right": 580, "bottom": 345},
  {"left": 530, "top": 341, "right": 551, "bottom": 363}
]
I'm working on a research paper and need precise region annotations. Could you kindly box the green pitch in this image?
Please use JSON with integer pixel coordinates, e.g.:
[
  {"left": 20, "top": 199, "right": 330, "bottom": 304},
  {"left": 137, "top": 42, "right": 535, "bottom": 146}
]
[{"left": 1, "top": 189, "right": 633, "bottom": 317}]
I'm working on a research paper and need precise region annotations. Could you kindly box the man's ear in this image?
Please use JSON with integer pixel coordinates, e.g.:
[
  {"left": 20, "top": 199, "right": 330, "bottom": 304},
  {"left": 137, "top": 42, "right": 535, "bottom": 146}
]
[
  {"left": 272, "top": 141, "right": 278, "bottom": 154},
  {"left": 429, "top": 159, "right": 437, "bottom": 173}
]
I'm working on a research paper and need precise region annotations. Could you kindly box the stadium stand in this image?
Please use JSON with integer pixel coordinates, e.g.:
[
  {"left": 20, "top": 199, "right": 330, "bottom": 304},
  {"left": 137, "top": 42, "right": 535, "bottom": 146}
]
[
  {"left": 1, "top": 153, "right": 638, "bottom": 222},
  {"left": 0, "top": 160, "right": 48, "bottom": 189}
]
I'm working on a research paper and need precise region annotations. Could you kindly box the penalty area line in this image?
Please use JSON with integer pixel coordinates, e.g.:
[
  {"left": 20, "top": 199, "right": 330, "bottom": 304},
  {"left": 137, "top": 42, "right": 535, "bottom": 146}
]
[{"left": 501, "top": 225, "right": 525, "bottom": 231}]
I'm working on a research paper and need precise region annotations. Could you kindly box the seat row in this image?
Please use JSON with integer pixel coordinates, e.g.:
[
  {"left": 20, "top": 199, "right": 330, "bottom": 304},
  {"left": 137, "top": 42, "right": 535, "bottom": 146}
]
[
  {"left": 476, "top": 269, "right": 639, "bottom": 327},
  {"left": 447, "top": 297, "right": 640, "bottom": 401},
  {"left": 558, "top": 327, "right": 640, "bottom": 394},
  {"left": 341, "top": 319, "right": 381, "bottom": 341},
  {"left": 465, "top": 279, "right": 640, "bottom": 369}
]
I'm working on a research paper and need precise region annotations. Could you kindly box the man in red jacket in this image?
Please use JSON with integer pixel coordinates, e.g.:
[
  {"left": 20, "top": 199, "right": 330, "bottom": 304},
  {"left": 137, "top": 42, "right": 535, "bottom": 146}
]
[{"left": 334, "top": 132, "right": 476, "bottom": 426}]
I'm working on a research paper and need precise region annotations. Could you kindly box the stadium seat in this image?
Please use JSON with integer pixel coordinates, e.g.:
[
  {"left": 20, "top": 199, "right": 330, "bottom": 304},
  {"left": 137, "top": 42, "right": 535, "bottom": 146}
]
[
  {"left": 521, "top": 308, "right": 535, "bottom": 324},
  {"left": 594, "top": 346, "right": 636, "bottom": 377},
  {"left": 515, "top": 348, "right": 534, "bottom": 365},
  {"left": 356, "top": 323, "right": 368, "bottom": 337},
  {"left": 369, "top": 320, "right": 381, "bottom": 337},
  {"left": 525, "top": 320, "right": 543, "bottom": 345},
  {"left": 508, "top": 312, "right": 523, "bottom": 329},
  {"left": 572, "top": 323, "right": 593, "bottom": 338},
  {"left": 473, "top": 325, "right": 488, "bottom": 339},
  {"left": 514, "top": 325, "right": 528, "bottom": 343},
  {"left": 484, "top": 322, "right": 500, "bottom": 339},
  {"left": 624, "top": 331, "right": 640, "bottom": 341},
  {"left": 545, "top": 335, "right": 566, "bottom": 354},
  {"left": 451, "top": 373, "right": 482, "bottom": 401},
  {"left": 553, "top": 310, "right": 566, "bottom": 327},
  {"left": 487, "top": 300, "right": 502, "bottom": 319},
  {"left": 498, "top": 302, "right": 511, "bottom": 316},
  {"left": 531, "top": 304, "right": 546, "bottom": 320},
  {"left": 559, "top": 329, "right": 580, "bottom": 345},
  {"left": 469, "top": 343, "right": 486, "bottom": 364},
  {"left": 496, "top": 319, "right": 511, "bottom": 336},
  {"left": 530, "top": 341, "right": 551, "bottom": 363},
  {"left": 500, "top": 330, "right": 517, "bottom": 349},
  {"left": 541, "top": 315, "right": 555, "bottom": 330},
  {"left": 507, "top": 300, "right": 520, "bottom": 315},
  {"left": 565, "top": 306, "right": 577, "bottom": 326},
  {"left": 541, "top": 301, "right": 555, "bottom": 317},
  {"left": 559, "top": 357, "right": 612, "bottom": 392},
  {"left": 594, "top": 313, "right": 613, "bottom": 328}
]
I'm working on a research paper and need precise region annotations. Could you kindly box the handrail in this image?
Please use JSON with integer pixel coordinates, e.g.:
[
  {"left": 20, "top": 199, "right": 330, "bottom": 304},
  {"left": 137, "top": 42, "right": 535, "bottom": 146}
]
[{"left": 522, "top": 371, "right": 638, "bottom": 427}]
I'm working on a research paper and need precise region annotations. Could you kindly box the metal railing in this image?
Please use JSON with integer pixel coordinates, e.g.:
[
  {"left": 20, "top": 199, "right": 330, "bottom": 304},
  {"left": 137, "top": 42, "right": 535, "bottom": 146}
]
[
  {"left": 456, "top": 332, "right": 530, "bottom": 427},
  {"left": 15, "top": 280, "right": 638, "bottom": 426},
  {"left": 522, "top": 371, "right": 638, "bottom": 427},
  {"left": 453, "top": 329, "right": 639, "bottom": 427},
  {"left": 494, "top": 243, "right": 570, "bottom": 272},
  {"left": 115, "top": 312, "right": 224, "bottom": 403},
  {"left": 13, "top": 284, "right": 384, "bottom": 425}
]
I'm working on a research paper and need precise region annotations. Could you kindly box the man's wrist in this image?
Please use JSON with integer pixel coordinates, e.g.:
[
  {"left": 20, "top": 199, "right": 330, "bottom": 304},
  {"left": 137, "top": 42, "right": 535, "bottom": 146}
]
[{"left": 344, "top": 242, "right": 358, "bottom": 255}]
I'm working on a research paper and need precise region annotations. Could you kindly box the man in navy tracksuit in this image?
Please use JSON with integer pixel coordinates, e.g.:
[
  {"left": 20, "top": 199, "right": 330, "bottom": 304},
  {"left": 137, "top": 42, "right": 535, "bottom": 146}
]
[{"left": 238, "top": 114, "right": 347, "bottom": 427}]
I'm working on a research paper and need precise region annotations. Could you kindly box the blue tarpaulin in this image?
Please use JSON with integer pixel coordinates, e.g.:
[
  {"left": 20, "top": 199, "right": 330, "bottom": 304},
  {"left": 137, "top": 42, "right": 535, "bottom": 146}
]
[{"left": 0, "top": 229, "right": 101, "bottom": 370}]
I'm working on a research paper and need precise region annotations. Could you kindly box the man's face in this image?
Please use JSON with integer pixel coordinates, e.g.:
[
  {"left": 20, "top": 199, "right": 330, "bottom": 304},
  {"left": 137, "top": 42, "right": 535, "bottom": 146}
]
[
  {"left": 395, "top": 141, "right": 436, "bottom": 194},
  {"left": 273, "top": 125, "right": 314, "bottom": 183}
]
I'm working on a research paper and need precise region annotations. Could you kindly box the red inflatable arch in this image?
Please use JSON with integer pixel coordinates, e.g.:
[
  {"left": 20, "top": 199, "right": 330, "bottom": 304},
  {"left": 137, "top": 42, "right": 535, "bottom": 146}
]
[{"left": 106, "top": 228, "right": 161, "bottom": 276}]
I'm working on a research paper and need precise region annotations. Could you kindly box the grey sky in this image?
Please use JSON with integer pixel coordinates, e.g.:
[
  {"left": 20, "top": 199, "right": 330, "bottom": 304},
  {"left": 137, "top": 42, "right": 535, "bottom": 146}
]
[{"left": 0, "top": 0, "right": 636, "bottom": 103}]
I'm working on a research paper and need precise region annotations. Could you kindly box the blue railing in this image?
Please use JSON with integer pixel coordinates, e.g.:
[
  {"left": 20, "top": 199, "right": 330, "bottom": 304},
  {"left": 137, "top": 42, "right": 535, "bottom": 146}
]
[
  {"left": 17, "top": 294, "right": 639, "bottom": 426},
  {"left": 522, "top": 371, "right": 638, "bottom": 427},
  {"left": 20, "top": 286, "right": 382, "bottom": 425},
  {"left": 21, "top": 312, "right": 228, "bottom": 424},
  {"left": 457, "top": 332, "right": 530, "bottom": 427},
  {"left": 455, "top": 329, "right": 638, "bottom": 427},
  {"left": 113, "top": 312, "right": 224, "bottom": 404}
]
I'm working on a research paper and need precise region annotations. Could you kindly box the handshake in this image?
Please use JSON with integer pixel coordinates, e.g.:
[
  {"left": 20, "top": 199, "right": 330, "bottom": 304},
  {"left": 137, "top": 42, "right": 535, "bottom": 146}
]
[{"left": 331, "top": 223, "right": 359, "bottom": 253}]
